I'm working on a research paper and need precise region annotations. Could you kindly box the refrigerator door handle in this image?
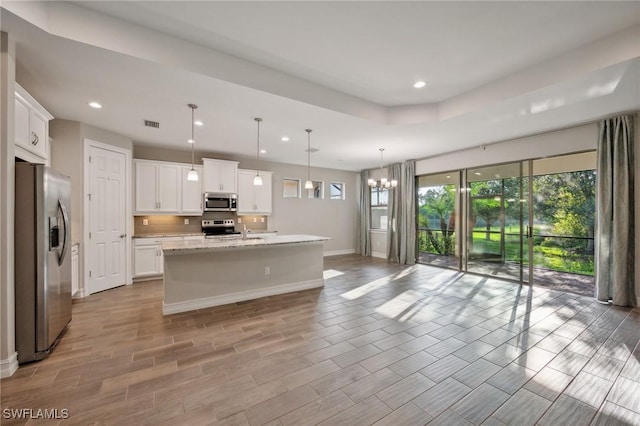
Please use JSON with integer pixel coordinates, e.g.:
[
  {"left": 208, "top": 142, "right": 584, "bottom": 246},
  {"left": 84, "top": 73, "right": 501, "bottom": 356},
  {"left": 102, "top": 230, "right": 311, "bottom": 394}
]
[{"left": 58, "top": 199, "right": 70, "bottom": 266}]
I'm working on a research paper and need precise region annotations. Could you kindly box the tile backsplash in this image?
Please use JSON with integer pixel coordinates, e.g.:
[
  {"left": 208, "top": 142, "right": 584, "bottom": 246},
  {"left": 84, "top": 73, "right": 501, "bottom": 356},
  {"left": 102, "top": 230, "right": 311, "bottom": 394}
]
[{"left": 133, "top": 213, "right": 268, "bottom": 235}]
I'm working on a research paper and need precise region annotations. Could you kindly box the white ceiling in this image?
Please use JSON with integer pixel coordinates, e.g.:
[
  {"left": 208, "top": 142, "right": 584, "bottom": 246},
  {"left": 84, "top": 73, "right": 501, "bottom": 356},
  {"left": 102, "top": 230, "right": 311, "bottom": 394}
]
[{"left": 2, "top": 1, "right": 640, "bottom": 171}]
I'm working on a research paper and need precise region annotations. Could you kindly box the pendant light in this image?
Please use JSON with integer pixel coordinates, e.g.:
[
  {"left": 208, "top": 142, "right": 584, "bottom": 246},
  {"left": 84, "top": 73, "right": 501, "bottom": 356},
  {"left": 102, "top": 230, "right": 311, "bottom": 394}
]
[
  {"left": 253, "top": 117, "right": 263, "bottom": 186},
  {"left": 368, "top": 148, "right": 397, "bottom": 188},
  {"left": 187, "top": 104, "right": 199, "bottom": 182},
  {"left": 304, "top": 129, "right": 313, "bottom": 190}
]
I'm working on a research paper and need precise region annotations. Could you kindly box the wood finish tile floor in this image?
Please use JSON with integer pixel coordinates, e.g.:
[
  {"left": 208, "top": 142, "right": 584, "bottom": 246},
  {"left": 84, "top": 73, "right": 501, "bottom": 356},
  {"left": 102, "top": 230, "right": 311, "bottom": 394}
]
[{"left": 2, "top": 255, "right": 639, "bottom": 425}]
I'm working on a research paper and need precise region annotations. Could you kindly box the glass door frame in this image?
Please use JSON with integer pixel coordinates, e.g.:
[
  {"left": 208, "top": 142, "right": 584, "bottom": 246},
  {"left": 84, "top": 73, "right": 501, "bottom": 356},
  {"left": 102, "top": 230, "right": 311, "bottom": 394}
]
[{"left": 462, "top": 159, "right": 534, "bottom": 285}]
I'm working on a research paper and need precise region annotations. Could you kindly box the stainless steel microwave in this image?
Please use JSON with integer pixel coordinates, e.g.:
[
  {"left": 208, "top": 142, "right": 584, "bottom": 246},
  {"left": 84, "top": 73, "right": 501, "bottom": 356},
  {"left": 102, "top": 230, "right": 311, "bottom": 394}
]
[{"left": 203, "top": 192, "right": 237, "bottom": 212}]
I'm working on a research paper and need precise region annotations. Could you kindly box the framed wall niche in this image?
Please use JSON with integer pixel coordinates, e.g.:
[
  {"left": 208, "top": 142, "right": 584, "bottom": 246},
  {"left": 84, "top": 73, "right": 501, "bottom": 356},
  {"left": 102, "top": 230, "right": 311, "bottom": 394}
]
[
  {"left": 307, "top": 181, "right": 324, "bottom": 199},
  {"left": 330, "top": 182, "right": 345, "bottom": 200},
  {"left": 283, "top": 178, "right": 301, "bottom": 198}
]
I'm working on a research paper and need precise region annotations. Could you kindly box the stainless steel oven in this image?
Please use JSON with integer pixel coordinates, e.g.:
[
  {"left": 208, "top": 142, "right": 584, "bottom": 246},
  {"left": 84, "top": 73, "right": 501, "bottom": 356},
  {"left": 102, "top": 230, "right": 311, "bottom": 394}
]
[{"left": 203, "top": 192, "right": 237, "bottom": 212}]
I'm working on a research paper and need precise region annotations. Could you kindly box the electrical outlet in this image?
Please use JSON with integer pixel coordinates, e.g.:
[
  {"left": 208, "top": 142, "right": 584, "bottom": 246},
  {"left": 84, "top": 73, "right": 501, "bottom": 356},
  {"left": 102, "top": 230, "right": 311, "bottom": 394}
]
[
  {"left": 261, "top": 217, "right": 265, "bottom": 223},
  {"left": 237, "top": 217, "right": 242, "bottom": 223},
  {"left": 253, "top": 218, "right": 257, "bottom": 223},
  {"left": 264, "top": 266, "right": 270, "bottom": 275},
  {"left": 184, "top": 218, "right": 189, "bottom": 225},
  {"left": 142, "top": 219, "right": 149, "bottom": 226}
]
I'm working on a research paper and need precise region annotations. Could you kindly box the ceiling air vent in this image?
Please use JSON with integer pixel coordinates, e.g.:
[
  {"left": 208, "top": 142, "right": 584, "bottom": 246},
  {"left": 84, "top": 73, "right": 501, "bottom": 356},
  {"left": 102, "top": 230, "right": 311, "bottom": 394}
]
[{"left": 144, "top": 120, "right": 160, "bottom": 129}]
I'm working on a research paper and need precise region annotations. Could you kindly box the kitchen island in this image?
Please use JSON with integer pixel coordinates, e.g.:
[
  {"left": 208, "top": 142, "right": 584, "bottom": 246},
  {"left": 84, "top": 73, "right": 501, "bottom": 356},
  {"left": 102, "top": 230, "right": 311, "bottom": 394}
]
[{"left": 161, "top": 235, "right": 330, "bottom": 315}]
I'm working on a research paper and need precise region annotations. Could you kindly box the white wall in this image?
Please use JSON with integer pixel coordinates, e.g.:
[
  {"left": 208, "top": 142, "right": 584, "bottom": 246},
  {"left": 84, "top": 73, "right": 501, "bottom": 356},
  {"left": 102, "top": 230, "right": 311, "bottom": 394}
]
[
  {"left": 370, "top": 230, "right": 387, "bottom": 258},
  {"left": 416, "top": 123, "right": 598, "bottom": 175}
]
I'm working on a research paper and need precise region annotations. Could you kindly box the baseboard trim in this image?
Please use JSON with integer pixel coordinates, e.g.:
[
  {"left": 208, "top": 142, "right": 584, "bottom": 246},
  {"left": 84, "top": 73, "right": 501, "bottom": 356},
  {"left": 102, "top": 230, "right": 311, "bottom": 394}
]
[
  {"left": 163, "top": 278, "right": 325, "bottom": 315},
  {"left": 0, "top": 352, "right": 19, "bottom": 378},
  {"left": 324, "top": 249, "right": 355, "bottom": 257},
  {"left": 371, "top": 251, "right": 386, "bottom": 259},
  {"left": 72, "top": 289, "right": 86, "bottom": 299}
]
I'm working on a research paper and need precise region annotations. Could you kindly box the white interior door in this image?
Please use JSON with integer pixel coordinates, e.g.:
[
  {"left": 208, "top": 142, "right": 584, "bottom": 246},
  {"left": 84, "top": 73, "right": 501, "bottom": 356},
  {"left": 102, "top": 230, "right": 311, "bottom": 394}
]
[{"left": 88, "top": 145, "right": 127, "bottom": 293}]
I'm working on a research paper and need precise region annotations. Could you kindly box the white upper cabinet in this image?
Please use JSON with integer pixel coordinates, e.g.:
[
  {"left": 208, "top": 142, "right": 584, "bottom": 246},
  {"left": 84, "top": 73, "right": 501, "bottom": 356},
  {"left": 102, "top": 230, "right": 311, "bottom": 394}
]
[
  {"left": 14, "top": 83, "right": 53, "bottom": 164},
  {"left": 181, "top": 165, "right": 203, "bottom": 215},
  {"left": 134, "top": 159, "right": 182, "bottom": 214},
  {"left": 157, "top": 164, "right": 181, "bottom": 212},
  {"left": 202, "top": 158, "right": 238, "bottom": 193},
  {"left": 237, "top": 169, "right": 272, "bottom": 215}
]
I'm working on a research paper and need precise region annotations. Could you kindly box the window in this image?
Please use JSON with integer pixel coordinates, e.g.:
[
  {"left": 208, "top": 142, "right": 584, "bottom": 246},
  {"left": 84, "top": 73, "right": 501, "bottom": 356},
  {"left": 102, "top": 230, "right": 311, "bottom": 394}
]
[
  {"left": 330, "top": 182, "right": 345, "bottom": 200},
  {"left": 307, "top": 181, "right": 324, "bottom": 199},
  {"left": 371, "top": 187, "right": 389, "bottom": 229}
]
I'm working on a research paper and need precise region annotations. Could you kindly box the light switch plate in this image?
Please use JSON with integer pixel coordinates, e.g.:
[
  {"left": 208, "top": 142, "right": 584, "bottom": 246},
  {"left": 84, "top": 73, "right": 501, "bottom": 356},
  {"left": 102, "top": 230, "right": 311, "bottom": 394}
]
[
  {"left": 238, "top": 217, "right": 242, "bottom": 223},
  {"left": 142, "top": 219, "right": 148, "bottom": 226},
  {"left": 184, "top": 218, "right": 189, "bottom": 225}
]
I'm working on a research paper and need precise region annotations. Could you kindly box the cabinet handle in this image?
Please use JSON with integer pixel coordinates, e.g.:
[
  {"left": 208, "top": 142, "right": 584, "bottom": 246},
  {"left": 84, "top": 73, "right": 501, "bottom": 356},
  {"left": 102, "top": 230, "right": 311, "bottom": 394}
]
[
  {"left": 119, "top": 234, "right": 126, "bottom": 238},
  {"left": 31, "top": 132, "right": 39, "bottom": 146}
]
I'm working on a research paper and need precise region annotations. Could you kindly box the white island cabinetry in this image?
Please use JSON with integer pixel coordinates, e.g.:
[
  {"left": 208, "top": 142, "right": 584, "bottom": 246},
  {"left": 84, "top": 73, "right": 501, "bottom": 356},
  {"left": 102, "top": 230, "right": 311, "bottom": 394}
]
[{"left": 237, "top": 169, "right": 272, "bottom": 215}]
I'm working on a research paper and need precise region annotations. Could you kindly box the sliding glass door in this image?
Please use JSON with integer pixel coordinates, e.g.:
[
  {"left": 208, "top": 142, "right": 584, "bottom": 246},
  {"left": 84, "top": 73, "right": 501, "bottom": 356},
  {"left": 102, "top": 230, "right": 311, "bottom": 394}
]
[
  {"left": 416, "top": 172, "right": 460, "bottom": 270},
  {"left": 416, "top": 152, "right": 595, "bottom": 295},
  {"left": 465, "top": 161, "right": 532, "bottom": 283}
]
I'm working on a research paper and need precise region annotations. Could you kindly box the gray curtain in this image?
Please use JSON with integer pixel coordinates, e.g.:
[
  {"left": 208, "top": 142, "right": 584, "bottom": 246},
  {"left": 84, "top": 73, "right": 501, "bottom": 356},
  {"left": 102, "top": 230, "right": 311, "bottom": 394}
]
[
  {"left": 387, "top": 163, "right": 402, "bottom": 262},
  {"left": 399, "top": 160, "right": 416, "bottom": 265},
  {"left": 595, "top": 114, "right": 635, "bottom": 307},
  {"left": 356, "top": 170, "right": 371, "bottom": 256}
]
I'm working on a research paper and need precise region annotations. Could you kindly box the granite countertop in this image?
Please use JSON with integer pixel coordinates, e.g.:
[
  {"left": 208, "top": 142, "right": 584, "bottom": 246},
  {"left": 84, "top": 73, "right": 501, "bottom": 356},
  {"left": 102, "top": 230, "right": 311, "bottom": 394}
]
[
  {"left": 162, "top": 234, "right": 330, "bottom": 254},
  {"left": 132, "top": 232, "right": 205, "bottom": 238}
]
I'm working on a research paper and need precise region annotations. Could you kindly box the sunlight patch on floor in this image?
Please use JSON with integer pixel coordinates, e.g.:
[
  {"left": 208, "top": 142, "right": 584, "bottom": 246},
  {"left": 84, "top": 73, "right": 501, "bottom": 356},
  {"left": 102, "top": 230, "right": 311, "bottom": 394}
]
[
  {"left": 375, "top": 290, "right": 423, "bottom": 320},
  {"left": 323, "top": 269, "right": 345, "bottom": 280},
  {"left": 340, "top": 267, "right": 420, "bottom": 301},
  {"left": 340, "top": 273, "right": 396, "bottom": 300}
]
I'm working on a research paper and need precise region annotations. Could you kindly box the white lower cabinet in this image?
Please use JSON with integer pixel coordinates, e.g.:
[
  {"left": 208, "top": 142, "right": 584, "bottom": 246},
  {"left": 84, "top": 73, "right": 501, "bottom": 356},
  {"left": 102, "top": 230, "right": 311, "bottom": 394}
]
[{"left": 133, "top": 237, "right": 184, "bottom": 278}]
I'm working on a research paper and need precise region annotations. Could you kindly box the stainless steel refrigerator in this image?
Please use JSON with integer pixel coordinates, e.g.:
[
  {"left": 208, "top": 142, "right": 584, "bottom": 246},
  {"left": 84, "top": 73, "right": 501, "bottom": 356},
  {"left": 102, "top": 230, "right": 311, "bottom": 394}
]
[{"left": 15, "top": 163, "right": 72, "bottom": 364}]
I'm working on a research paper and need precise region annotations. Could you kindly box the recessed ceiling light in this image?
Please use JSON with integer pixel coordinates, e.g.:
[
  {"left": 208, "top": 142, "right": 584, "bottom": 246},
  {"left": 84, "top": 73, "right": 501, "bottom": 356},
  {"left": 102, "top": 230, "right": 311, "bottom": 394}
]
[
  {"left": 413, "top": 81, "right": 426, "bottom": 89},
  {"left": 446, "top": 175, "right": 451, "bottom": 179},
  {"left": 194, "top": 120, "right": 203, "bottom": 126},
  {"left": 260, "top": 149, "right": 266, "bottom": 154},
  {"left": 88, "top": 101, "right": 102, "bottom": 109},
  {"left": 474, "top": 172, "right": 482, "bottom": 176},
  {"left": 281, "top": 136, "right": 290, "bottom": 142}
]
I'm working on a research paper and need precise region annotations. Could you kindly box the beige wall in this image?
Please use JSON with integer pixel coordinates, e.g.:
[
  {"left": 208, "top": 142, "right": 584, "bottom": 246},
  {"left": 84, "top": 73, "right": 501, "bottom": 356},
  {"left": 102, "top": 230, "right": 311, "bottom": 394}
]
[
  {"left": 134, "top": 146, "right": 358, "bottom": 254},
  {"left": 0, "top": 31, "right": 17, "bottom": 376},
  {"left": 49, "top": 120, "right": 82, "bottom": 242},
  {"left": 635, "top": 114, "right": 640, "bottom": 307},
  {"left": 49, "top": 119, "right": 133, "bottom": 297}
]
